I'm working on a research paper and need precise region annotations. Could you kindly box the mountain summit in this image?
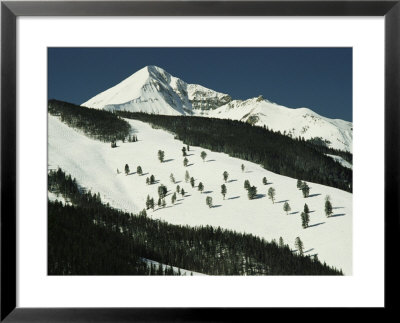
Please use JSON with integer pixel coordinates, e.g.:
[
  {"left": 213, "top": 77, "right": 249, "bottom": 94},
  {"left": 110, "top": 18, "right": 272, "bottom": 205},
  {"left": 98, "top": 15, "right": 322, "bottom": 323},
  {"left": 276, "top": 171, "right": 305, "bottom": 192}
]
[
  {"left": 82, "top": 65, "right": 231, "bottom": 115},
  {"left": 82, "top": 65, "right": 352, "bottom": 152}
]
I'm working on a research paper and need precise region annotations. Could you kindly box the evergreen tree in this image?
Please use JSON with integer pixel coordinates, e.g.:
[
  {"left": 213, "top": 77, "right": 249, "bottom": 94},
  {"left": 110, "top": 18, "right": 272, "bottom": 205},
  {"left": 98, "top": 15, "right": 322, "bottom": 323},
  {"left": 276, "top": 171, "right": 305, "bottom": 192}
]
[
  {"left": 137, "top": 166, "right": 143, "bottom": 176},
  {"left": 190, "top": 177, "right": 195, "bottom": 188},
  {"left": 304, "top": 203, "right": 310, "bottom": 215},
  {"left": 158, "top": 150, "right": 165, "bottom": 163},
  {"left": 201, "top": 151, "right": 207, "bottom": 162},
  {"left": 283, "top": 202, "right": 291, "bottom": 215},
  {"left": 146, "top": 177, "right": 150, "bottom": 185},
  {"left": 183, "top": 157, "right": 189, "bottom": 167},
  {"left": 162, "top": 199, "right": 166, "bottom": 208},
  {"left": 279, "top": 237, "right": 284, "bottom": 248},
  {"left": 325, "top": 194, "right": 331, "bottom": 202},
  {"left": 223, "top": 171, "right": 229, "bottom": 183},
  {"left": 206, "top": 196, "right": 213, "bottom": 208},
  {"left": 187, "top": 144, "right": 190, "bottom": 151},
  {"left": 325, "top": 200, "right": 333, "bottom": 217},
  {"left": 262, "top": 177, "right": 268, "bottom": 185},
  {"left": 301, "top": 183, "right": 310, "bottom": 198},
  {"left": 185, "top": 170, "right": 190, "bottom": 183},
  {"left": 157, "top": 198, "right": 161, "bottom": 207},
  {"left": 247, "top": 186, "right": 257, "bottom": 200},
  {"left": 181, "top": 188, "right": 185, "bottom": 197},
  {"left": 170, "top": 173, "right": 175, "bottom": 183},
  {"left": 150, "top": 175, "right": 156, "bottom": 184},
  {"left": 182, "top": 146, "right": 187, "bottom": 157},
  {"left": 301, "top": 212, "right": 310, "bottom": 229},
  {"left": 171, "top": 192, "right": 177, "bottom": 204},
  {"left": 150, "top": 198, "right": 155, "bottom": 211},
  {"left": 146, "top": 195, "right": 151, "bottom": 210},
  {"left": 295, "top": 237, "right": 304, "bottom": 256},
  {"left": 176, "top": 185, "right": 180, "bottom": 193},
  {"left": 117, "top": 168, "right": 120, "bottom": 174},
  {"left": 198, "top": 182, "right": 204, "bottom": 193},
  {"left": 244, "top": 180, "right": 251, "bottom": 190},
  {"left": 268, "top": 187, "right": 276, "bottom": 204},
  {"left": 158, "top": 184, "right": 168, "bottom": 199},
  {"left": 297, "top": 179, "right": 303, "bottom": 189},
  {"left": 221, "top": 184, "right": 227, "bottom": 200},
  {"left": 124, "top": 164, "right": 130, "bottom": 175},
  {"left": 241, "top": 164, "right": 245, "bottom": 172}
]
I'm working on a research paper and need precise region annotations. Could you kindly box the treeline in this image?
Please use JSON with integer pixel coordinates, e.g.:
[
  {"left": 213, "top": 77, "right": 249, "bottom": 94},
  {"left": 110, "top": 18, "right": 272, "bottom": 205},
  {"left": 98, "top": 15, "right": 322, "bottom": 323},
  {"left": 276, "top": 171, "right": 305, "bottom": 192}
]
[
  {"left": 116, "top": 112, "right": 352, "bottom": 192},
  {"left": 305, "top": 138, "right": 352, "bottom": 164},
  {"left": 48, "top": 168, "right": 343, "bottom": 275},
  {"left": 48, "top": 99, "right": 130, "bottom": 142}
]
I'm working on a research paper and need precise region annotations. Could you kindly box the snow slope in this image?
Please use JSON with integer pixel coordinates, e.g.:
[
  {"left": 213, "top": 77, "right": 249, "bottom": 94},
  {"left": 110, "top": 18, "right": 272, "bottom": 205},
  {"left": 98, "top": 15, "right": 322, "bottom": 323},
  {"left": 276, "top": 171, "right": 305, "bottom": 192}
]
[
  {"left": 48, "top": 114, "right": 352, "bottom": 274},
  {"left": 141, "top": 258, "right": 206, "bottom": 276},
  {"left": 81, "top": 66, "right": 352, "bottom": 152},
  {"left": 326, "top": 154, "right": 353, "bottom": 169},
  {"left": 203, "top": 98, "right": 353, "bottom": 152}
]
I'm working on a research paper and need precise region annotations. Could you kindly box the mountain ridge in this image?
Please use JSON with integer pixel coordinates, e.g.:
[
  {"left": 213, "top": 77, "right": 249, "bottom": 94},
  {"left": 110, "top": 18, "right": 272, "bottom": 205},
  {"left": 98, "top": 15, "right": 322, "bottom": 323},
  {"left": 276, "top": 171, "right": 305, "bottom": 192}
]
[{"left": 81, "top": 65, "right": 352, "bottom": 152}]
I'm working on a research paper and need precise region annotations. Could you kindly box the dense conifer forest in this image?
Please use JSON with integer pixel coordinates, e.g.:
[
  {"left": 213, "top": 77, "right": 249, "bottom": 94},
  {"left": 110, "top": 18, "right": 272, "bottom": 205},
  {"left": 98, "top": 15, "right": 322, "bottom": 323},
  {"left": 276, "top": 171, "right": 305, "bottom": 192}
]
[
  {"left": 48, "top": 99, "right": 130, "bottom": 142},
  {"left": 48, "top": 168, "right": 343, "bottom": 275},
  {"left": 116, "top": 112, "right": 352, "bottom": 192}
]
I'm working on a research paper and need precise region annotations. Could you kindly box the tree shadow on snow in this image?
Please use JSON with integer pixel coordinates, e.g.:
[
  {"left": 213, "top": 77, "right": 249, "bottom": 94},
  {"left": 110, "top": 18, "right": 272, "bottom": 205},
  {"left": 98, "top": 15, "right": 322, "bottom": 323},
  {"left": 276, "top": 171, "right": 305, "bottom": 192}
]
[
  {"left": 307, "top": 193, "right": 321, "bottom": 198},
  {"left": 212, "top": 205, "right": 222, "bottom": 208},
  {"left": 163, "top": 159, "right": 174, "bottom": 163},
  {"left": 304, "top": 248, "right": 315, "bottom": 254},
  {"left": 206, "top": 159, "right": 215, "bottom": 162},
  {"left": 245, "top": 171, "right": 253, "bottom": 173},
  {"left": 333, "top": 206, "right": 345, "bottom": 210},
  {"left": 289, "top": 211, "right": 299, "bottom": 215},
  {"left": 308, "top": 222, "right": 325, "bottom": 228},
  {"left": 253, "top": 194, "right": 266, "bottom": 199},
  {"left": 227, "top": 179, "right": 237, "bottom": 183},
  {"left": 203, "top": 191, "right": 213, "bottom": 194},
  {"left": 228, "top": 196, "right": 240, "bottom": 200},
  {"left": 174, "top": 180, "right": 182, "bottom": 184},
  {"left": 276, "top": 200, "right": 289, "bottom": 204},
  {"left": 126, "top": 172, "right": 136, "bottom": 176},
  {"left": 330, "top": 213, "right": 345, "bottom": 218},
  {"left": 141, "top": 172, "right": 149, "bottom": 176}
]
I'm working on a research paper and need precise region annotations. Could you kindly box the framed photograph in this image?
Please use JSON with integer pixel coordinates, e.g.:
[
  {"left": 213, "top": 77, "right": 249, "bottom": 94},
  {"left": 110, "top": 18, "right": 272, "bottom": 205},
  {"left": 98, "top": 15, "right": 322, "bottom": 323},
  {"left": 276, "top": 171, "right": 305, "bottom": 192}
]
[{"left": 1, "top": 0, "right": 398, "bottom": 320}]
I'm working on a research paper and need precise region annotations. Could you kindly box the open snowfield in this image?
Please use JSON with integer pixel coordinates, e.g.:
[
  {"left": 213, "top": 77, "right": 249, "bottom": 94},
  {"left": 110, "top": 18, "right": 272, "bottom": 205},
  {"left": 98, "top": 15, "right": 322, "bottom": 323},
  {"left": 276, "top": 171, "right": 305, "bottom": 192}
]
[{"left": 48, "top": 115, "right": 352, "bottom": 274}]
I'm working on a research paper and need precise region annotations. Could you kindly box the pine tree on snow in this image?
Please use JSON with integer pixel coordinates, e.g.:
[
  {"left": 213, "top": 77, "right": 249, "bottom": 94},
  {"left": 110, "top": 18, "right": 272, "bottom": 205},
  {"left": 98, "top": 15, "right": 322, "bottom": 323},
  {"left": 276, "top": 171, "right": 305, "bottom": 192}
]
[
  {"left": 283, "top": 202, "right": 291, "bottom": 215},
  {"left": 268, "top": 187, "right": 276, "bottom": 204},
  {"left": 295, "top": 237, "right": 304, "bottom": 256},
  {"left": 201, "top": 151, "right": 207, "bottom": 162},
  {"left": 221, "top": 184, "right": 227, "bottom": 199},
  {"left": 185, "top": 170, "right": 190, "bottom": 183},
  {"left": 198, "top": 182, "right": 204, "bottom": 193},
  {"left": 223, "top": 171, "right": 229, "bottom": 183},
  {"left": 325, "top": 199, "right": 333, "bottom": 217}
]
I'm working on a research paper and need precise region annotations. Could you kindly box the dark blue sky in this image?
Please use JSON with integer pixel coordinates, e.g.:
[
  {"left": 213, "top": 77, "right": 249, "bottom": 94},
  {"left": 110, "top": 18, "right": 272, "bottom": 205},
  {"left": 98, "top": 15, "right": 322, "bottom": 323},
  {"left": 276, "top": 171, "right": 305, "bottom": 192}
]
[{"left": 48, "top": 48, "right": 352, "bottom": 121}]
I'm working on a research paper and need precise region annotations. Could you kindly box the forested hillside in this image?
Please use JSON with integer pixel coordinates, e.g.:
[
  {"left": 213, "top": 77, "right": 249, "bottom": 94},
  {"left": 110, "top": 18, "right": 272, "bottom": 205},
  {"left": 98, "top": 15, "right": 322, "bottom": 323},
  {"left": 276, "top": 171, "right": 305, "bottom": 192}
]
[
  {"left": 48, "top": 168, "right": 343, "bottom": 275},
  {"left": 116, "top": 112, "right": 352, "bottom": 192},
  {"left": 48, "top": 99, "right": 130, "bottom": 142}
]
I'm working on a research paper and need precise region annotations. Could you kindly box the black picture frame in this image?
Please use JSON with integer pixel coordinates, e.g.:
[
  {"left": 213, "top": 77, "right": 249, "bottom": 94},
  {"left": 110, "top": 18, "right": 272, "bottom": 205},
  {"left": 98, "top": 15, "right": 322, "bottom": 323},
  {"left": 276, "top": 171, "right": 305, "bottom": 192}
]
[{"left": 1, "top": 0, "right": 399, "bottom": 321}]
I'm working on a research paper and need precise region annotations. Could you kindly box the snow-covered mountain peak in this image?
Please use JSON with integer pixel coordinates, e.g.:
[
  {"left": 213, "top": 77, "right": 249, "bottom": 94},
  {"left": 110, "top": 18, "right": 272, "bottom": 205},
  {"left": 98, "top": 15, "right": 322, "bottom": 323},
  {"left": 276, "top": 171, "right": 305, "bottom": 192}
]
[{"left": 81, "top": 66, "right": 352, "bottom": 152}]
